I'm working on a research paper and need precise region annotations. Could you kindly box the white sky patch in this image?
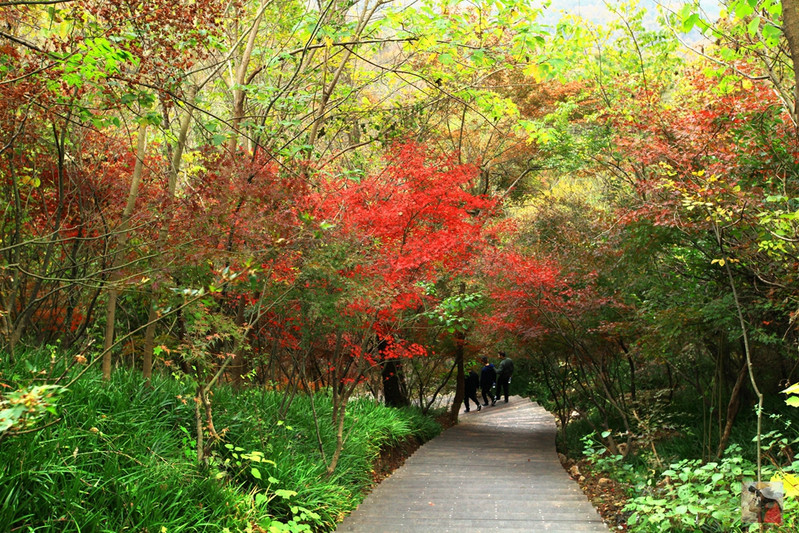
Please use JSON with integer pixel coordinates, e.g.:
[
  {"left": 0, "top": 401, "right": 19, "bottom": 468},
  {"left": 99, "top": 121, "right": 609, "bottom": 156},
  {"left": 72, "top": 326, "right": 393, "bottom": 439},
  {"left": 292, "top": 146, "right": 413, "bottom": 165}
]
[{"left": 541, "top": 0, "right": 722, "bottom": 29}]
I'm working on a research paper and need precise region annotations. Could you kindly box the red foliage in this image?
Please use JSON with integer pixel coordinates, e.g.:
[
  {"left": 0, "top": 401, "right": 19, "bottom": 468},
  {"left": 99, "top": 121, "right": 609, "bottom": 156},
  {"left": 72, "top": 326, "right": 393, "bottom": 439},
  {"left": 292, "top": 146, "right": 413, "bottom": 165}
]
[
  {"left": 606, "top": 70, "right": 791, "bottom": 231},
  {"left": 165, "top": 148, "right": 298, "bottom": 264},
  {"left": 474, "top": 246, "right": 572, "bottom": 343},
  {"left": 311, "top": 142, "right": 496, "bottom": 321}
]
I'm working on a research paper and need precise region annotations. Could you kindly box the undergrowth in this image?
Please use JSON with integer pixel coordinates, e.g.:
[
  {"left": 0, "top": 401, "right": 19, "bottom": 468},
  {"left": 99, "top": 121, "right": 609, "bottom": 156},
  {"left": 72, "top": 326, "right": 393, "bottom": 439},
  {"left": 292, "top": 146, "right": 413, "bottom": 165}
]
[
  {"left": 566, "top": 412, "right": 799, "bottom": 532},
  {"left": 0, "top": 351, "right": 440, "bottom": 532},
  {"left": 519, "top": 357, "right": 799, "bottom": 532}
]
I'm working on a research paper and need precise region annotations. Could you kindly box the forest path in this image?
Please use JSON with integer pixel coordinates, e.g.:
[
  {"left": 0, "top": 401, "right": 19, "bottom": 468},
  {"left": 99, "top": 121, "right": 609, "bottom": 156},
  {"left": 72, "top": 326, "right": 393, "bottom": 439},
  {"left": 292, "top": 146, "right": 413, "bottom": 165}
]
[{"left": 335, "top": 395, "right": 609, "bottom": 533}]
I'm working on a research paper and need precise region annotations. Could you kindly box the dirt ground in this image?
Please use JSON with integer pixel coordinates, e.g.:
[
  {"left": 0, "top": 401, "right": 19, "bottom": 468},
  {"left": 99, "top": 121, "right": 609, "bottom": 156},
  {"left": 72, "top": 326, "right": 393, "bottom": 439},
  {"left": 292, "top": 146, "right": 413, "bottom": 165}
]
[{"left": 560, "top": 455, "right": 630, "bottom": 530}]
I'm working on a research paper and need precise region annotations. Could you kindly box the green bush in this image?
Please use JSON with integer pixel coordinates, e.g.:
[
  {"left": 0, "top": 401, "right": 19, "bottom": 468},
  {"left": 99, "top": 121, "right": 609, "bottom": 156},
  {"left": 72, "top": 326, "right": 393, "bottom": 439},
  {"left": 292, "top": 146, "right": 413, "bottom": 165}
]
[
  {"left": 574, "top": 411, "right": 799, "bottom": 533},
  {"left": 211, "top": 388, "right": 440, "bottom": 530},
  {"left": 624, "top": 445, "right": 798, "bottom": 533},
  {"left": 0, "top": 352, "right": 440, "bottom": 532}
]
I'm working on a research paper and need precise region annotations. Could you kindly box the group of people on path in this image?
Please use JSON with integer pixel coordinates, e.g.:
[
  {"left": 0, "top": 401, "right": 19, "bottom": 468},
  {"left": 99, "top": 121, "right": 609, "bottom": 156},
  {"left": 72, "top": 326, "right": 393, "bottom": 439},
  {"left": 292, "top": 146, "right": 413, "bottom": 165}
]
[{"left": 463, "top": 351, "right": 514, "bottom": 413}]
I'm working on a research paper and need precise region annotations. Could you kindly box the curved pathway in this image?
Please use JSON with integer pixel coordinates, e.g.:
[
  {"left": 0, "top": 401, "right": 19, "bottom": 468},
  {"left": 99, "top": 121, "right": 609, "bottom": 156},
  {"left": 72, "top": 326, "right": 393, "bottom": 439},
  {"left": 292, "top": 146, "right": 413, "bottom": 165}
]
[{"left": 336, "top": 395, "right": 609, "bottom": 533}]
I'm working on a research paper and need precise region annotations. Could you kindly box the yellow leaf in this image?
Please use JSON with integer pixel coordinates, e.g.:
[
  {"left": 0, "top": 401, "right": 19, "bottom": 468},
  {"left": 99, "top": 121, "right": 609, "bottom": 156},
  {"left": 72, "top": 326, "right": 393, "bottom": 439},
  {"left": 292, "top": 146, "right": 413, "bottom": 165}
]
[
  {"left": 418, "top": 35, "right": 435, "bottom": 50},
  {"left": 771, "top": 473, "right": 799, "bottom": 498},
  {"left": 742, "top": 79, "right": 753, "bottom": 90},
  {"left": 782, "top": 383, "right": 799, "bottom": 395},
  {"left": 19, "top": 175, "right": 41, "bottom": 187},
  {"left": 523, "top": 62, "right": 541, "bottom": 82}
]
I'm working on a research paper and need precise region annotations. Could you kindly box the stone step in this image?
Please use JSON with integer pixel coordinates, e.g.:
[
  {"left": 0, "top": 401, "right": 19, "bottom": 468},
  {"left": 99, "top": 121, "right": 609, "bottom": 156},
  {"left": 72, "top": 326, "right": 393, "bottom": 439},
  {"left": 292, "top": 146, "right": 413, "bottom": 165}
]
[{"left": 335, "top": 396, "right": 609, "bottom": 532}]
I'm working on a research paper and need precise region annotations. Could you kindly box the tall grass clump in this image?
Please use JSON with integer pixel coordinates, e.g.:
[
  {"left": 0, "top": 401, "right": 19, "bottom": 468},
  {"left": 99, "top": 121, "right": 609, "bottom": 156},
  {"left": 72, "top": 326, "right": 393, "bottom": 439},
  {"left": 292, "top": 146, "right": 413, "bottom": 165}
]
[
  {"left": 212, "top": 387, "right": 441, "bottom": 530},
  {"left": 1, "top": 367, "right": 248, "bottom": 531},
  {"left": 0, "top": 350, "right": 441, "bottom": 532}
]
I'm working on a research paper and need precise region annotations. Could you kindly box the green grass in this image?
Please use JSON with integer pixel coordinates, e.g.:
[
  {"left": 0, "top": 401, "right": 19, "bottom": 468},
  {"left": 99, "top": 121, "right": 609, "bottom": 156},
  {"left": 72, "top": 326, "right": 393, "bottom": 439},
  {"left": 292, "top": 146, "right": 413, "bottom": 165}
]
[{"left": 0, "top": 352, "right": 441, "bottom": 532}]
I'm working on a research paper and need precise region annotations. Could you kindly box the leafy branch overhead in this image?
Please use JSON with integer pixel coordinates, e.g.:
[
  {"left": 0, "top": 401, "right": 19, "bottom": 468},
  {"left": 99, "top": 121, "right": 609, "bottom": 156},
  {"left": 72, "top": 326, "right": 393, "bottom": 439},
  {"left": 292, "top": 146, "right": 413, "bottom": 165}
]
[{"left": 2, "top": 0, "right": 799, "bottom": 530}]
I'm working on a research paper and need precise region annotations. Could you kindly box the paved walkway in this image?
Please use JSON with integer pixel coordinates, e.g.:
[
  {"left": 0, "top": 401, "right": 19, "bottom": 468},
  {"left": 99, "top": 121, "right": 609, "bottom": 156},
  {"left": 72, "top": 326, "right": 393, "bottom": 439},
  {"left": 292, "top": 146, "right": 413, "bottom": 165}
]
[{"left": 336, "top": 395, "right": 609, "bottom": 533}]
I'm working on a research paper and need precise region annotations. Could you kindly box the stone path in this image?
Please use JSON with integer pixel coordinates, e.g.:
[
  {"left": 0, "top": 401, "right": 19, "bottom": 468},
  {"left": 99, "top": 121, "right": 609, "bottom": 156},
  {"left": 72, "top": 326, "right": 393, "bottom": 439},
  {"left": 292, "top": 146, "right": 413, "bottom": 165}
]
[{"left": 335, "top": 395, "right": 609, "bottom": 533}]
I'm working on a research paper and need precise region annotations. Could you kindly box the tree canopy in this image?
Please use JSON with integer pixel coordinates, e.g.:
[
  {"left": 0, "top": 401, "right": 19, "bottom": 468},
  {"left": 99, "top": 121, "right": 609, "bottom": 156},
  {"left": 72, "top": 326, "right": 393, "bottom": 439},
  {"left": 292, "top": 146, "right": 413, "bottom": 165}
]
[{"left": 2, "top": 0, "right": 799, "bottom": 529}]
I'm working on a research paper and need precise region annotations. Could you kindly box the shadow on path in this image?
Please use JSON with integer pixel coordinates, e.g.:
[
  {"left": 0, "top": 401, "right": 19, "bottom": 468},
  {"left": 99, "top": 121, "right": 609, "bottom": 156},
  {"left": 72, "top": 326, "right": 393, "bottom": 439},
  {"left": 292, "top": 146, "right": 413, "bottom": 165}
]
[{"left": 335, "top": 395, "right": 609, "bottom": 532}]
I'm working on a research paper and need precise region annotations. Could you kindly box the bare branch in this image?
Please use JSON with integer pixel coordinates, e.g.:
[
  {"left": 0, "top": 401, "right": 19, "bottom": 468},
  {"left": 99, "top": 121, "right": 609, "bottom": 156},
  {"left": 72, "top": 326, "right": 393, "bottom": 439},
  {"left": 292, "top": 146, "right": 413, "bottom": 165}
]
[
  {"left": 0, "top": 0, "right": 73, "bottom": 6},
  {"left": 0, "top": 30, "right": 45, "bottom": 53}
]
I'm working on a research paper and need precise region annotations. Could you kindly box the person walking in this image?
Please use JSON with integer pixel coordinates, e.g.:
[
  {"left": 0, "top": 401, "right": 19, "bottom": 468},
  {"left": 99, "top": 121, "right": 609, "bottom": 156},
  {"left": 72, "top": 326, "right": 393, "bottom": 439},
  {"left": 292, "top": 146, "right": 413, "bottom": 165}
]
[
  {"left": 463, "top": 366, "right": 482, "bottom": 413},
  {"left": 495, "top": 351, "right": 514, "bottom": 404},
  {"left": 479, "top": 356, "right": 496, "bottom": 406}
]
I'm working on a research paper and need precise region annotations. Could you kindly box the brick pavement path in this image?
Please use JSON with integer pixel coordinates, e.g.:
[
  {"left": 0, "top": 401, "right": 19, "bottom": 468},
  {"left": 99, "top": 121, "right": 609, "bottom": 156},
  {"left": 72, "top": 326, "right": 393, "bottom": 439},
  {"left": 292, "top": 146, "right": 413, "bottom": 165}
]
[{"left": 335, "top": 395, "right": 609, "bottom": 533}]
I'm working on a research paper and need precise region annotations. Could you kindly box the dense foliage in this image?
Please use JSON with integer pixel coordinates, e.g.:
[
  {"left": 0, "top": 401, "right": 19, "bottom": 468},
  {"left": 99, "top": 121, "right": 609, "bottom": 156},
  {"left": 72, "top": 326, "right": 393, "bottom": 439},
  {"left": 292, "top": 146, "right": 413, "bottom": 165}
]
[
  {"left": 2, "top": 0, "right": 799, "bottom": 530},
  {"left": 0, "top": 351, "right": 439, "bottom": 531}
]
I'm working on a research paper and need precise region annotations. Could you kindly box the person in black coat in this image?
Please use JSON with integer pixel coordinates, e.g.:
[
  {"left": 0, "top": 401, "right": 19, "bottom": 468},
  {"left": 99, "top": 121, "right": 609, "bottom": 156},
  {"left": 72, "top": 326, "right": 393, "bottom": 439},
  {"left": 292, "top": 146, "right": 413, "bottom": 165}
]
[
  {"left": 463, "top": 367, "right": 482, "bottom": 412},
  {"left": 479, "top": 356, "right": 496, "bottom": 406},
  {"left": 495, "top": 351, "right": 514, "bottom": 403}
]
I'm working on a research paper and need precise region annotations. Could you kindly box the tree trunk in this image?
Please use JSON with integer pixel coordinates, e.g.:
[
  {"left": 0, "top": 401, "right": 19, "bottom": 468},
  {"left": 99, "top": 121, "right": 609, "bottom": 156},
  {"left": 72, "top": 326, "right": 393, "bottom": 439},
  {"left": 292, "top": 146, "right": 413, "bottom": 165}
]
[
  {"left": 305, "top": 0, "right": 381, "bottom": 155},
  {"left": 140, "top": 92, "right": 195, "bottom": 379},
  {"left": 619, "top": 337, "right": 636, "bottom": 402},
  {"left": 141, "top": 290, "right": 158, "bottom": 380},
  {"left": 449, "top": 330, "right": 465, "bottom": 424},
  {"left": 103, "top": 122, "right": 148, "bottom": 380},
  {"left": 783, "top": 0, "right": 799, "bottom": 127},
  {"left": 716, "top": 362, "right": 748, "bottom": 458},
  {"left": 228, "top": 8, "right": 265, "bottom": 154},
  {"left": 382, "top": 360, "right": 409, "bottom": 407},
  {"left": 7, "top": 120, "right": 69, "bottom": 356},
  {"left": 230, "top": 297, "right": 247, "bottom": 387}
]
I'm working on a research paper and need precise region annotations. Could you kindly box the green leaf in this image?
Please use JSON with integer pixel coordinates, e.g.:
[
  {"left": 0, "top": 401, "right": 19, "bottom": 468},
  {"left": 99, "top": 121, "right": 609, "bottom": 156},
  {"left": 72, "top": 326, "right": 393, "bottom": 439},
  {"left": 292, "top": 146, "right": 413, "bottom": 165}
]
[
  {"left": 734, "top": 0, "right": 754, "bottom": 18},
  {"left": 747, "top": 17, "right": 759, "bottom": 37},
  {"left": 762, "top": 23, "right": 782, "bottom": 45},
  {"left": 682, "top": 14, "right": 700, "bottom": 33},
  {"left": 251, "top": 467, "right": 262, "bottom": 479},
  {"left": 765, "top": 0, "right": 782, "bottom": 16}
]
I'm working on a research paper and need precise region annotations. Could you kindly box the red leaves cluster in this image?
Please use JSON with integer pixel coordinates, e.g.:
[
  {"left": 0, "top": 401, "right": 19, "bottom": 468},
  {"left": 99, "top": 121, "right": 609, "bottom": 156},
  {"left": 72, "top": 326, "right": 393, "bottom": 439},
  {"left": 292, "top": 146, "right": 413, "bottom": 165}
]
[
  {"left": 475, "top": 247, "right": 573, "bottom": 343},
  {"left": 168, "top": 148, "right": 296, "bottom": 262},
  {"left": 311, "top": 142, "right": 496, "bottom": 321},
  {"left": 74, "top": 0, "right": 235, "bottom": 83},
  {"left": 608, "top": 70, "right": 792, "bottom": 230}
]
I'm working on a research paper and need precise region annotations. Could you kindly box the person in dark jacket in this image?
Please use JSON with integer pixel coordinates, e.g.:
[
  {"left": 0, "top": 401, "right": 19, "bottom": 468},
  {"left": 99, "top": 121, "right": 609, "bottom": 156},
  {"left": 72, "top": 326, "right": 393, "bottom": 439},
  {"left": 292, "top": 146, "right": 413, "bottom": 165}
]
[
  {"left": 463, "top": 367, "right": 482, "bottom": 413},
  {"left": 479, "top": 356, "right": 496, "bottom": 406},
  {"left": 495, "top": 351, "right": 514, "bottom": 403}
]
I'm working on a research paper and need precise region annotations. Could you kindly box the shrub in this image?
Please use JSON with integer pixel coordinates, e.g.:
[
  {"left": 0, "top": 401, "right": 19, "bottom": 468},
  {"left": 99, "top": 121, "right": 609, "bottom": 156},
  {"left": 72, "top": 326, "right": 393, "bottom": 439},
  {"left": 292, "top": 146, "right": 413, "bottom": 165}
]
[{"left": 624, "top": 445, "right": 798, "bottom": 532}]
